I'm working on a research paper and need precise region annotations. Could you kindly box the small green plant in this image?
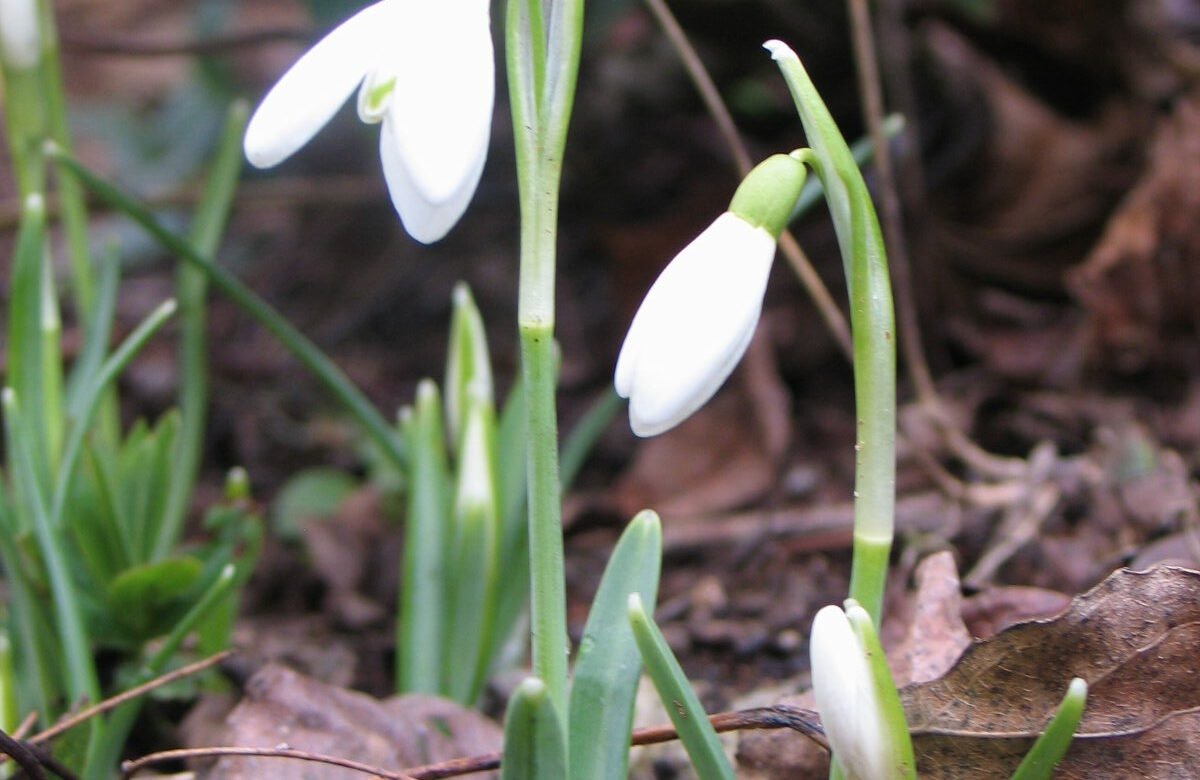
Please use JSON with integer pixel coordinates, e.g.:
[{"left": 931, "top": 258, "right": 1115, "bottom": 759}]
[
  {"left": 0, "top": 3, "right": 259, "bottom": 777},
  {"left": 394, "top": 283, "right": 529, "bottom": 703}
]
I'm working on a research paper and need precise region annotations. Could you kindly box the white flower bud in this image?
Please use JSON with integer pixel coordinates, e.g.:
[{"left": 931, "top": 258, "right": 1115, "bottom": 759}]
[
  {"left": 810, "top": 604, "right": 892, "bottom": 780},
  {"left": 615, "top": 212, "right": 775, "bottom": 436}
]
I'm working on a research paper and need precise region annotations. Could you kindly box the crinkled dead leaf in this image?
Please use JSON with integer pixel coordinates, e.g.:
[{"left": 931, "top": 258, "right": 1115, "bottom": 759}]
[
  {"left": 192, "top": 663, "right": 502, "bottom": 779},
  {"left": 904, "top": 566, "right": 1200, "bottom": 778}
]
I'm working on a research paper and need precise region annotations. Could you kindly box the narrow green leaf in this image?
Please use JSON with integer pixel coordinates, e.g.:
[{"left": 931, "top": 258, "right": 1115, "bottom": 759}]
[
  {"left": 397, "top": 381, "right": 451, "bottom": 694},
  {"left": 157, "top": 99, "right": 249, "bottom": 562},
  {"left": 488, "top": 375, "right": 530, "bottom": 672},
  {"left": 1009, "top": 678, "right": 1087, "bottom": 780},
  {"left": 628, "top": 593, "right": 734, "bottom": 780},
  {"left": 569, "top": 510, "right": 662, "bottom": 780},
  {"left": 65, "top": 245, "right": 119, "bottom": 419},
  {"left": 7, "top": 194, "right": 53, "bottom": 498},
  {"left": 443, "top": 393, "right": 500, "bottom": 703},
  {"left": 1, "top": 388, "right": 100, "bottom": 706},
  {"left": 500, "top": 677, "right": 567, "bottom": 780}
]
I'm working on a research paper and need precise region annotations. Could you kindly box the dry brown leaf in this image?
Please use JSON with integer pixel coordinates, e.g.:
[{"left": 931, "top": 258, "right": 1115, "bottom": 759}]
[
  {"left": 193, "top": 664, "right": 502, "bottom": 779},
  {"left": 904, "top": 566, "right": 1200, "bottom": 778},
  {"left": 1068, "top": 92, "right": 1200, "bottom": 372}
]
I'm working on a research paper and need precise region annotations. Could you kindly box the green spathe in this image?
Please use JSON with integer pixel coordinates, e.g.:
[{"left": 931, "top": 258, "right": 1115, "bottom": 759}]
[{"left": 727, "top": 153, "right": 807, "bottom": 239}]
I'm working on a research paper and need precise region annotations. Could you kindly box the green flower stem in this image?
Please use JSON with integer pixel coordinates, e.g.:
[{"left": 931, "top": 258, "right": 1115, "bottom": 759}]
[
  {"left": 771, "top": 43, "right": 896, "bottom": 624},
  {"left": 156, "top": 100, "right": 248, "bottom": 562},
  {"left": 506, "top": 0, "right": 585, "bottom": 728},
  {"left": 518, "top": 322, "right": 568, "bottom": 719},
  {"left": 45, "top": 146, "right": 408, "bottom": 472}
]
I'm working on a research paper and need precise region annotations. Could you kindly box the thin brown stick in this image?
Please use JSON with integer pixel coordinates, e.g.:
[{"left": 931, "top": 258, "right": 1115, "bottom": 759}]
[
  {"left": 121, "top": 746, "right": 415, "bottom": 779},
  {"left": 401, "top": 704, "right": 827, "bottom": 778},
  {"left": 122, "top": 704, "right": 827, "bottom": 780},
  {"left": 0, "top": 727, "right": 48, "bottom": 780},
  {"left": 641, "top": 0, "right": 854, "bottom": 359},
  {"left": 845, "top": 0, "right": 937, "bottom": 402},
  {"left": 27, "top": 650, "right": 233, "bottom": 747}
]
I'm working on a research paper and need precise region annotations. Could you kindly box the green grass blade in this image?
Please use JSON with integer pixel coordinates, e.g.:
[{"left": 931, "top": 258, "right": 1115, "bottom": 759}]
[
  {"left": 1, "top": 388, "right": 99, "bottom": 707},
  {"left": 397, "top": 381, "right": 451, "bottom": 694},
  {"left": 7, "top": 194, "right": 53, "bottom": 499},
  {"left": 1009, "top": 678, "right": 1087, "bottom": 780},
  {"left": 43, "top": 144, "right": 408, "bottom": 472},
  {"left": 65, "top": 245, "right": 119, "bottom": 420},
  {"left": 568, "top": 510, "right": 662, "bottom": 780},
  {"left": 628, "top": 593, "right": 734, "bottom": 780},
  {"left": 156, "top": 100, "right": 248, "bottom": 562}
]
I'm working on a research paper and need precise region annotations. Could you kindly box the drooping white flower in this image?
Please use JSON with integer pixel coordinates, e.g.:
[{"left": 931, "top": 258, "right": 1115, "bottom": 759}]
[
  {"left": 614, "top": 153, "right": 807, "bottom": 437},
  {"left": 809, "top": 604, "right": 892, "bottom": 780},
  {"left": 615, "top": 212, "right": 776, "bottom": 437},
  {"left": 0, "top": 0, "right": 40, "bottom": 68},
  {"left": 243, "top": 0, "right": 494, "bottom": 244}
]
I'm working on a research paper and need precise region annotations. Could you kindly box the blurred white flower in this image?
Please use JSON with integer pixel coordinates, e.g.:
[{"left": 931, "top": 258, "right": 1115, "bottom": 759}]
[
  {"left": 0, "top": 0, "right": 40, "bottom": 68},
  {"left": 614, "top": 212, "right": 776, "bottom": 437},
  {"left": 810, "top": 604, "right": 891, "bottom": 780},
  {"left": 243, "top": 0, "right": 494, "bottom": 244}
]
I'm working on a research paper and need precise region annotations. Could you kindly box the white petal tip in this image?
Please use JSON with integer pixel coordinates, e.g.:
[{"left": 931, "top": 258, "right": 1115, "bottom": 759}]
[{"left": 763, "top": 40, "right": 796, "bottom": 60}]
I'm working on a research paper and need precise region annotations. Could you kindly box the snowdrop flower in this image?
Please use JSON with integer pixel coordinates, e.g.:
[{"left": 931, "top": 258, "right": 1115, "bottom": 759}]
[
  {"left": 810, "top": 603, "right": 896, "bottom": 780},
  {"left": 615, "top": 153, "right": 807, "bottom": 436},
  {"left": 243, "top": 0, "right": 494, "bottom": 244},
  {"left": 0, "top": 0, "right": 40, "bottom": 68}
]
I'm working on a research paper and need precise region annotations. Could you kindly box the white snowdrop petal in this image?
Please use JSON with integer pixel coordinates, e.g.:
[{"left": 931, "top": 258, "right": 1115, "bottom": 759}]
[
  {"left": 385, "top": 3, "right": 494, "bottom": 205},
  {"left": 380, "top": 113, "right": 488, "bottom": 244},
  {"left": 810, "top": 606, "right": 890, "bottom": 780},
  {"left": 243, "top": 0, "right": 395, "bottom": 169},
  {"left": 616, "top": 213, "right": 775, "bottom": 436},
  {"left": 0, "top": 0, "right": 40, "bottom": 68}
]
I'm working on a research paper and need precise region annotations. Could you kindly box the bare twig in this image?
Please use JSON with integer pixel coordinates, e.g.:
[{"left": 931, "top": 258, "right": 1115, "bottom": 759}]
[
  {"left": 0, "top": 728, "right": 48, "bottom": 780},
  {"left": 402, "top": 703, "right": 827, "bottom": 778},
  {"left": 641, "top": 0, "right": 854, "bottom": 359},
  {"left": 27, "top": 650, "right": 233, "bottom": 748},
  {"left": 123, "top": 704, "right": 827, "bottom": 780},
  {"left": 121, "top": 746, "right": 416, "bottom": 779}
]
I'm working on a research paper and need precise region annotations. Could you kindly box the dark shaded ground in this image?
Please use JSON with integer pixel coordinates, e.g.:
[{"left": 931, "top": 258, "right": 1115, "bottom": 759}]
[{"left": 7, "top": 0, "right": 1200, "bottom": 775}]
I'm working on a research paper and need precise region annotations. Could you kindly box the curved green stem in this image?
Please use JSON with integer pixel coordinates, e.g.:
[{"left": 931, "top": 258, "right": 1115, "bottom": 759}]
[{"left": 771, "top": 45, "right": 896, "bottom": 625}]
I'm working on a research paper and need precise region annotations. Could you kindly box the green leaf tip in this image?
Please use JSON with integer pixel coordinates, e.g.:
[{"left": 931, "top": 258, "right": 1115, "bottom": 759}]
[{"left": 1009, "top": 676, "right": 1087, "bottom": 780}]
